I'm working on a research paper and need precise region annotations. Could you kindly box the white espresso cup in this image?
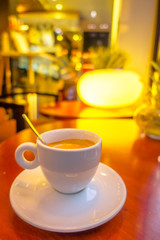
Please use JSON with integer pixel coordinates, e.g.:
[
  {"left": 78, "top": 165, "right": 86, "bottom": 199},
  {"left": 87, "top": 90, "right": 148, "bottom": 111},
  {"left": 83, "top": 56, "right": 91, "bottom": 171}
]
[{"left": 15, "top": 128, "right": 102, "bottom": 194}]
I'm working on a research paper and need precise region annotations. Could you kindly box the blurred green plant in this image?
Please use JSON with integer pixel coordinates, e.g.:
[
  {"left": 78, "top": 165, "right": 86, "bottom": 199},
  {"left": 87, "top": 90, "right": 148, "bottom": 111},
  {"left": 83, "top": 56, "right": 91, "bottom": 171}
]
[
  {"left": 145, "top": 59, "right": 160, "bottom": 106},
  {"left": 151, "top": 59, "right": 160, "bottom": 74},
  {"left": 134, "top": 59, "right": 160, "bottom": 138},
  {"left": 89, "top": 46, "right": 128, "bottom": 69}
]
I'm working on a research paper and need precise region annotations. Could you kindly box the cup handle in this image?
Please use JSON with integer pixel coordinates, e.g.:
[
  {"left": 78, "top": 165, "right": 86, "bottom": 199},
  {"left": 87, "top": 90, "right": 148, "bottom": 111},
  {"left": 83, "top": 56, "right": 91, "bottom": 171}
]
[{"left": 15, "top": 142, "right": 39, "bottom": 169}]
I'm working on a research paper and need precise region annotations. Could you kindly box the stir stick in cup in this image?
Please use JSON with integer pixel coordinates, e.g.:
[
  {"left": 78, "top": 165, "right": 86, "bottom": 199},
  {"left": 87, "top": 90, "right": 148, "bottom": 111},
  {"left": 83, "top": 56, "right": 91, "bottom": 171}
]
[{"left": 22, "top": 114, "right": 48, "bottom": 146}]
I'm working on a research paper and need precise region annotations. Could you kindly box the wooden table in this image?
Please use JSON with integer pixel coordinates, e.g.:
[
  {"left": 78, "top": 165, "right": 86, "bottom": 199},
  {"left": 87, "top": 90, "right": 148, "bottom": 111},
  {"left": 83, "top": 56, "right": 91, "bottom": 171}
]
[
  {"left": 0, "top": 118, "right": 160, "bottom": 239},
  {"left": 39, "top": 100, "right": 135, "bottom": 119}
]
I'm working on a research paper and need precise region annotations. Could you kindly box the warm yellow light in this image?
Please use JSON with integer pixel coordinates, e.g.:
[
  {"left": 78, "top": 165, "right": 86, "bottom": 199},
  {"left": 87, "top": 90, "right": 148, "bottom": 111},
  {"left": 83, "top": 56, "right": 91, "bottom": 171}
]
[
  {"left": 77, "top": 119, "right": 139, "bottom": 153},
  {"left": 73, "top": 34, "right": 80, "bottom": 41},
  {"left": 90, "top": 10, "right": 97, "bottom": 18},
  {"left": 77, "top": 69, "right": 143, "bottom": 108},
  {"left": 56, "top": 4, "right": 63, "bottom": 10},
  {"left": 75, "top": 62, "right": 82, "bottom": 71},
  {"left": 110, "top": 0, "right": 122, "bottom": 48},
  {"left": 19, "top": 24, "right": 29, "bottom": 31},
  {"left": 27, "top": 93, "right": 38, "bottom": 120},
  {"left": 16, "top": 4, "right": 27, "bottom": 13},
  {"left": 57, "top": 35, "right": 63, "bottom": 41}
]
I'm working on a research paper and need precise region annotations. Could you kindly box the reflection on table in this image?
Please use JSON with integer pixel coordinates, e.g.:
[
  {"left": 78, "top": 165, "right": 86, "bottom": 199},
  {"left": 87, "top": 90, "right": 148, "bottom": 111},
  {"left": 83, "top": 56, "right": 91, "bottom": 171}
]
[{"left": 39, "top": 100, "right": 135, "bottom": 119}]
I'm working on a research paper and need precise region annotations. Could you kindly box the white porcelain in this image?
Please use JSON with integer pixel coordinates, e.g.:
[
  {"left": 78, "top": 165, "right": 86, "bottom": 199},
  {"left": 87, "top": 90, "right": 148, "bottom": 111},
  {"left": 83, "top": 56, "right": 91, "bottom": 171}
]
[
  {"left": 15, "top": 129, "right": 102, "bottom": 194},
  {"left": 10, "top": 163, "right": 127, "bottom": 233}
]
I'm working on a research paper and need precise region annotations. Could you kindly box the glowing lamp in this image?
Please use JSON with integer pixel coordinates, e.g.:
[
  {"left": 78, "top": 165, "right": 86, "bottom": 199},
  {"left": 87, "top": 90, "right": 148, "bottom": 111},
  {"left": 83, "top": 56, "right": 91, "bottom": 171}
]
[{"left": 77, "top": 69, "right": 143, "bottom": 108}]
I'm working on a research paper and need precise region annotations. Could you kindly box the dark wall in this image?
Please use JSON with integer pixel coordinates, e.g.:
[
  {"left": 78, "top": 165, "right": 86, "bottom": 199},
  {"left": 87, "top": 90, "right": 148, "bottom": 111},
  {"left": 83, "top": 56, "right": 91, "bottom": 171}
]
[
  {"left": 83, "top": 32, "right": 109, "bottom": 52},
  {"left": 0, "top": 0, "right": 9, "bottom": 33}
]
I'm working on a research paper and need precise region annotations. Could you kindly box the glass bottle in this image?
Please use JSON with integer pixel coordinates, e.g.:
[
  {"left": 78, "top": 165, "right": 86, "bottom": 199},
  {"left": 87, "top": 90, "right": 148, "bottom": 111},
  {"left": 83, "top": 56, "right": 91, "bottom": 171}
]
[{"left": 134, "top": 71, "right": 160, "bottom": 139}]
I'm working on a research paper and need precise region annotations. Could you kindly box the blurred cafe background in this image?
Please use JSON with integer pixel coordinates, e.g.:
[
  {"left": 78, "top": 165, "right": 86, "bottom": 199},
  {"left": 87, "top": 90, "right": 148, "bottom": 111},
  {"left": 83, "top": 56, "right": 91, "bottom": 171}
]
[{"left": 0, "top": 0, "right": 159, "bottom": 141}]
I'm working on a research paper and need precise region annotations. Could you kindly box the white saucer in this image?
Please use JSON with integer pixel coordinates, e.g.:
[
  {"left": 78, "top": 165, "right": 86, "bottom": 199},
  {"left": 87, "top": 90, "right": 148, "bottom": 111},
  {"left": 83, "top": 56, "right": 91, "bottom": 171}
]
[{"left": 10, "top": 163, "right": 127, "bottom": 233}]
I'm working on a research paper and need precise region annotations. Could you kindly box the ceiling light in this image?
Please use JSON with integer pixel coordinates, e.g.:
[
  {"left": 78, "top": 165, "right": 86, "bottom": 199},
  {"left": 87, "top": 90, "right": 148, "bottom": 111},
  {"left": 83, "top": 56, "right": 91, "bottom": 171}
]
[
  {"left": 99, "top": 24, "right": 109, "bottom": 30},
  {"left": 55, "top": 28, "right": 63, "bottom": 34},
  {"left": 87, "top": 24, "right": 96, "bottom": 30},
  {"left": 56, "top": 4, "right": 63, "bottom": 10},
  {"left": 90, "top": 10, "right": 97, "bottom": 18}
]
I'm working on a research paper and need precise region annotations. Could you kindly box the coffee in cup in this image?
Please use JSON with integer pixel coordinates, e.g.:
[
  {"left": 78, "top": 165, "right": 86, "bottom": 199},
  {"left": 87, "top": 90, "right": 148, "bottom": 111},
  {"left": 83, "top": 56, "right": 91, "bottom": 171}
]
[
  {"left": 15, "top": 128, "right": 102, "bottom": 194},
  {"left": 48, "top": 138, "right": 95, "bottom": 149}
]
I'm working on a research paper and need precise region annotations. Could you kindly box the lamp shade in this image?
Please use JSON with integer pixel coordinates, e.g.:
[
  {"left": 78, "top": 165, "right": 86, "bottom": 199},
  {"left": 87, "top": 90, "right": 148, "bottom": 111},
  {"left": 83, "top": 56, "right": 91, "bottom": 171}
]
[{"left": 77, "top": 69, "right": 143, "bottom": 108}]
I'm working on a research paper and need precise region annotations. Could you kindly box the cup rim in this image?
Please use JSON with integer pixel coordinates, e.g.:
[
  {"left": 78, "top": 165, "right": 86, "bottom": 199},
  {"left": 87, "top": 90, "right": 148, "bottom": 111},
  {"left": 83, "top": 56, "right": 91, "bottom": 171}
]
[{"left": 37, "top": 128, "right": 102, "bottom": 152}]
